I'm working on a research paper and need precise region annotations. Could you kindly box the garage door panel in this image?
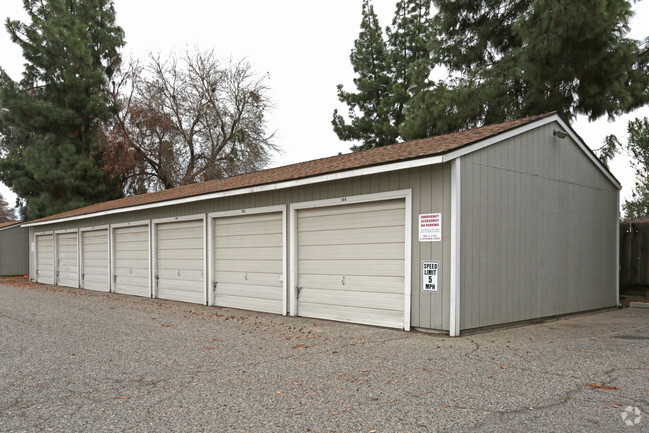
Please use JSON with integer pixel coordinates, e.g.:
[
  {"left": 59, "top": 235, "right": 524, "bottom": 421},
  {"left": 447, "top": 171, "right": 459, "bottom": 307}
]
[
  {"left": 215, "top": 259, "right": 281, "bottom": 274},
  {"left": 214, "top": 271, "right": 282, "bottom": 287},
  {"left": 215, "top": 212, "right": 282, "bottom": 227},
  {"left": 297, "top": 303, "right": 403, "bottom": 329},
  {"left": 300, "top": 200, "right": 404, "bottom": 218},
  {"left": 298, "top": 243, "right": 405, "bottom": 260},
  {"left": 299, "top": 259, "right": 404, "bottom": 276},
  {"left": 115, "top": 258, "right": 149, "bottom": 271},
  {"left": 299, "top": 288, "right": 403, "bottom": 310},
  {"left": 214, "top": 246, "right": 283, "bottom": 260},
  {"left": 83, "top": 242, "right": 107, "bottom": 252},
  {"left": 298, "top": 212, "right": 403, "bottom": 232},
  {"left": 83, "top": 258, "right": 107, "bottom": 268},
  {"left": 84, "top": 275, "right": 107, "bottom": 287},
  {"left": 158, "top": 258, "right": 203, "bottom": 271},
  {"left": 115, "top": 276, "right": 149, "bottom": 297},
  {"left": 114, "top": 225, "right": 149, "bottom": 297},
  {"left": 115, "top": 241, "right": 148, "bottom": 251},
  {"left": 158, "top": 268, "right": 203, "bottom": 281},
  {"left": 299, "top": 227, "right": 404, "bottom": 246},
  {"left": 214, "top": 218, "right": 282, "bottom": 236},
  {"left": 158, "top": 222, "right": 203, "bottom": 237},
  {"left": 157, "top": 249, "right": 203, "bottom": 262},
  {"left": 298, "top": 274, "right": 403, "bottom": 293},
  {"left": 214, "top": 233, "right": 281, "bottom": 248},
  {"left": 215, "top": 281, "right": 282, "bottom": 299},
  {"left": 157, "top": 288, "right": 204, "bottom": 304},
  {"left": 213, "top": 212, "right": 284, "bottom": 314},
  {"left": 297, "top": 199, "right": 405, "bottom": 329},
  {"left": 36, "top": 235, "right": 54, "bottom": 284},
  {"left": 214, "top": 294, "right": 283, "bottom": 314}
]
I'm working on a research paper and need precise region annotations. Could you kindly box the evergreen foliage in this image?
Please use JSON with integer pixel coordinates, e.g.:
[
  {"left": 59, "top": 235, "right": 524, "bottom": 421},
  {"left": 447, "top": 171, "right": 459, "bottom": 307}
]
[
  {"left": 333, "top": 0, "right": 437, "bottom": 150},
  {"left": 0, "top": 0, "right": 125, "bottom": 220},
  {"left": 426, "top": 0, "right": 649, "bottom": 128},
  {"left": 332, "top": 0, "right": 392, "bottom": 150},
  {"left": 335, "top": 0, "right": 649, "bottom": 150},
  {"left": 623, "top": 117, "right": 649, "bottom": 219}
]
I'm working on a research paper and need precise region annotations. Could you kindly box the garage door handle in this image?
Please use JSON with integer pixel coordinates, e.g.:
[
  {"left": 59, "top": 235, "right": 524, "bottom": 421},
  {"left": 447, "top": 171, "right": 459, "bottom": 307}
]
[{"left": 341, "top": 276, "right": 345, "bottom": 286}]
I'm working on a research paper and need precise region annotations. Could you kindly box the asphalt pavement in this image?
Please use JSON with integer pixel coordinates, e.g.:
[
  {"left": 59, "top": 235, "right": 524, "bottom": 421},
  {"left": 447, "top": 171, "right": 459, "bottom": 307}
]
[{"left": 0, "top": 278, "right": 647, "bottom": 432}]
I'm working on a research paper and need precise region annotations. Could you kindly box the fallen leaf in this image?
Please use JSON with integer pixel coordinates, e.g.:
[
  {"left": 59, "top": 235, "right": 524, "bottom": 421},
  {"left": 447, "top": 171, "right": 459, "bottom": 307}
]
[
  {"left": 161, "top": 323, "right": 174, "bottom": 327},
  {"left": 119, "top": 396, "right": 129, "bottom": 399},
  {"left": 203, "top": 346, "right": 215, "bottom": 350},
  {"left": 587, "top": 383, "right": 621, "bottom": 391},
  {"left": 276, "top": 391, "right": 282, "bottom": 395}
]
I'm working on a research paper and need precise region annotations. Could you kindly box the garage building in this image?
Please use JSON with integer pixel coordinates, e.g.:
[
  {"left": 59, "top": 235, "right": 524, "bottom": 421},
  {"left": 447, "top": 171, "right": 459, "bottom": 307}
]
[
  {"left": 22, "top": 113, "right": 620, "bottom": 336},
  {"left": 0, "top": 221, "right": 29, "bottom": 276}
]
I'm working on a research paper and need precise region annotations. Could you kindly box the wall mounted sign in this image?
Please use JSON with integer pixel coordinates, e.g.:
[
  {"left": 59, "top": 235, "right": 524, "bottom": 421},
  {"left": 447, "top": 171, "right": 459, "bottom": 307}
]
[
  {"left": 419, "top": 213, "right": 441, "bottom": 241},
  {"left": 422, "top": 261, "right": 439, "bottom": 292}
]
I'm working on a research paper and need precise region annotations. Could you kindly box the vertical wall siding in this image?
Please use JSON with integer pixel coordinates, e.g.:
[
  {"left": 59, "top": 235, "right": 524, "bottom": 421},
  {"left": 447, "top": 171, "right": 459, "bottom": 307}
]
[
  {"left": 0, "top": 226, "right": 30, "bottom": 276},
  {"left": 27, "top": 165, "right": 453, "bottom": 331},
  {"left": 460, "top": 123, "right": 618, "bottom": 330}
]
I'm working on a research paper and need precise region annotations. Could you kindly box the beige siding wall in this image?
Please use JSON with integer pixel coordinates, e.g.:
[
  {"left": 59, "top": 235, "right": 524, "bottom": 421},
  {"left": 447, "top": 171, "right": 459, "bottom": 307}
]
[
  {"left": 459, "top": 122, "right": 619, "bottom": 330},
  {"left": 0, "top": 226, "right": 29, "bottom": 276},
  {"left": 28, "top": 165, "right": 453, "bottom": 331}
]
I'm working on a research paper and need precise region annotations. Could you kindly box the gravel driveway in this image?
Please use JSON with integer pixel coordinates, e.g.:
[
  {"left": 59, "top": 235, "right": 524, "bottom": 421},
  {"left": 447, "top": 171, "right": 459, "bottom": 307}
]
[{"left": 1, "top": 278, "right": 648, "bottom": 432}]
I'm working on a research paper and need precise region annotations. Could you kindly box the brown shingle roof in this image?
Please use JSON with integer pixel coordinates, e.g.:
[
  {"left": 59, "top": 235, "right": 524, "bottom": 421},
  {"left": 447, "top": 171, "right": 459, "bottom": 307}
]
[
  {"left": 29, "top": 112, "right": 555, "bottom": 224},
  {"left": 0, "top": 220, "right": 22, "bottom": 230}
]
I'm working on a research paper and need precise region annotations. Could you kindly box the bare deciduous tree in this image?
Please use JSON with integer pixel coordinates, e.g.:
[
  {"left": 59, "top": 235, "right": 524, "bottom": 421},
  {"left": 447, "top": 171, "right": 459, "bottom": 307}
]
[
  {"left": 0, "top": 192, "right": 17, "bottom": 222},
  {"left": 102, "top": 50, "right": 277, "bottom": 195}
]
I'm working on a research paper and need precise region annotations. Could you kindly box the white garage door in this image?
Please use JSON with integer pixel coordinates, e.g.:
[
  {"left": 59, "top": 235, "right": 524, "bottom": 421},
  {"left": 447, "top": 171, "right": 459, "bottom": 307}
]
[
  {"left": 81, "top": 229, "right": 109, "bottom": 291},
  {"left": 213, "top": 212, "right": 284, "bottom": 314},
  {"left": 56, "top": 232, "right": 78, "bottom": 288},
  {"left": 296, "top": 199, "right": 406, "bottom": 329},
  {"left": 155, "top": 219, "right": 204, "bottom": 304},
  {"left": 36, "top": 234, "right": 54, "bottom": 284},
  {"left": 113, "top": 224, "right": 150, "bottom": 297}
]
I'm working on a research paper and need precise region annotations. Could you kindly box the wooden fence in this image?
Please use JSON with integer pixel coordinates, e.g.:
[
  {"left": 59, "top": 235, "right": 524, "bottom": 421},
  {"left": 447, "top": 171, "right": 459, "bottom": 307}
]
[{"left": 620, "top": 219, "right": 649, "bottom": 295}]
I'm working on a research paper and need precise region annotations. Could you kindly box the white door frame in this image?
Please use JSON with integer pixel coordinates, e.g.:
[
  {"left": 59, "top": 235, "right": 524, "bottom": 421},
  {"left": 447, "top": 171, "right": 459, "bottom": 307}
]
[
  {"left": 151, "top": 214, "right": 207, "bottom": 304},
  {"left": 79, "top": 225, "right": 110, "bottom": 291},
  {"left": 289, "top": 189, "right": 412, "bottom": 330},
  {"left": 54, "top": 228, "right": 79, "bottom": 287},
  {"left": 34, "top": 231, "right": 54, "bottom": 284},
  {"left": 110, "top": 220, "right": 151, "bottom": 296},
  {"left": 207, "top": 205, "right": 287, "bottom": 314}
]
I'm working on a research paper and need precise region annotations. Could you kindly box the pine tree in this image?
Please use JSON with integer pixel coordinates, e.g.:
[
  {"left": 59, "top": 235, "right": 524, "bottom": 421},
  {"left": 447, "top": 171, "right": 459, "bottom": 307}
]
[
  {"left": 623, "top": 117, "right": 649, "bottom": 219},
  {"left": 333, "top": 0, "right": 436, "bottom": 151},
  {"left": 425, "top": 0, "right": 649, "bottom": 129},
  {"left": 332, "top": 0, "right": 392, "bottom": 151},
  {"left": 383, "top": 0, "right": 436, "bottom": 142},
  {"left": 0, "top": 0, "right": 125, "bottom": 220}
]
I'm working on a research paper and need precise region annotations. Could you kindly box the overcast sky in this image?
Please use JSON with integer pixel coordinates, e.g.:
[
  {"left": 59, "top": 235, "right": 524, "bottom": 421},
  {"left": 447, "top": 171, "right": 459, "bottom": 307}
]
[{"left": 1, "top": 0, "right": 648, "bottom": 214}]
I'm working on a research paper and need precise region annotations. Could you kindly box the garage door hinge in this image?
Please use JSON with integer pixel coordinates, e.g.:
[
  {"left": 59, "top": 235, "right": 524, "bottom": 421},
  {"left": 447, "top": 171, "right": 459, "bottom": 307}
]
[
  {"left": 296, "top": 286, "right": 302, "bottom": 298},
  {"left": 113, "top": 275, "right": 117, "bottom": 283},
  {"left": 155, "top": 274, "right": 159, "bottom": 288},
  {"left": 213, "top": 281, "right": 217, "bottom": 290},
  {"left": 81, "top": 273, "right": 84, "bottom": 280}
]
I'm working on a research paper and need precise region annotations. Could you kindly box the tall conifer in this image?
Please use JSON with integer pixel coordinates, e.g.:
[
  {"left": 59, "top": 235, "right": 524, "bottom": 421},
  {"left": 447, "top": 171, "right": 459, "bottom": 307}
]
[
  {"left": 332, "top": 0, "right": 392, "bottom": 150},
  {"left": 0, "top": 0, "right": 125, "bottom": 220}
]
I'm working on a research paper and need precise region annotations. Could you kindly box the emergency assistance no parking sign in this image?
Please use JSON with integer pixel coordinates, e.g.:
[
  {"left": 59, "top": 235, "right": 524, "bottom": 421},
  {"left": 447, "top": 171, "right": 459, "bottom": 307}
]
[{"left": 419, "top": 213, "right": 441, "bottom": 241}]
